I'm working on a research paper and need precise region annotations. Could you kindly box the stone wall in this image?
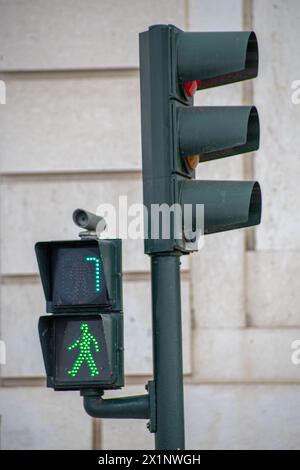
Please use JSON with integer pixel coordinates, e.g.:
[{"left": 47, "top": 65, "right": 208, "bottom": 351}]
[{"left": 0, "top": 0, "right": 299, "bottom": 449}]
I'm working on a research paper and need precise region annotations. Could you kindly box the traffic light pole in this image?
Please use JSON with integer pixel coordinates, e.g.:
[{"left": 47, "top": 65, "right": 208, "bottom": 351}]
[
  {"left": 140, "top": 25, "right": 261, "bottom": 450},
  {"left": 151, "top": 253, "right": 185, "bottom": 450}
]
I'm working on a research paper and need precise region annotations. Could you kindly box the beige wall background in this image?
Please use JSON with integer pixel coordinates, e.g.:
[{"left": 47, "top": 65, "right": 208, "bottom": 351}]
[{"left": 0, "top": 0, "right": 300, "bottom": 449}]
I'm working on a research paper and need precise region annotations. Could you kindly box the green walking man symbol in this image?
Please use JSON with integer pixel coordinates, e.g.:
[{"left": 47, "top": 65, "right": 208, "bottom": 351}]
[{"left": 67, "top": 322, "right": 100, "bottom": 377}]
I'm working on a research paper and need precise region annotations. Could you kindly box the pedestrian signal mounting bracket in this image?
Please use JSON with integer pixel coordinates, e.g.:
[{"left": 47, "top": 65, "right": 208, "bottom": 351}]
[{"left": 81, "top": 380, "right": 157, "bottom": 433}]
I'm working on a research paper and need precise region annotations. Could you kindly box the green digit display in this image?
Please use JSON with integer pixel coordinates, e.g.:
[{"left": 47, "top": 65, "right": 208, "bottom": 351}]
[
  {"left": 85, "top": 256, "right": 101, "bottom": 292},
  {"left": 67, "top": 322, "right": 100, "bottom": 377}
]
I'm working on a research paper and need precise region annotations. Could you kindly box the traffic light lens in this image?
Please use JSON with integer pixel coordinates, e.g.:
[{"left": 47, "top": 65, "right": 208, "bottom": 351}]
[
  {"left": 55, "top": 316, "right": 112, "bottom": 384},
  {"left": 184, "top": 80, "right": 198, "bottom": 96},
  {"left": 186, "top": 154, "right": 200, "bottom": 170},
  {"left": 51, "top": 246, "right": 110, "bottom": 308}
]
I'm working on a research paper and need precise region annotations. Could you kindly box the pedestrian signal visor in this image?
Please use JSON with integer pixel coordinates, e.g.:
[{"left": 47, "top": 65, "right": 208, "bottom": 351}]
[{"left": 35, "top": 239, "right": 122, "bottom": 313}]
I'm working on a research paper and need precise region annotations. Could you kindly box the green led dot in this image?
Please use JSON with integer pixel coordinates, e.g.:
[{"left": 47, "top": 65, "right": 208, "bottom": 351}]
[{"left": 84, "top": 256, "right": 102, "bottom": 294}]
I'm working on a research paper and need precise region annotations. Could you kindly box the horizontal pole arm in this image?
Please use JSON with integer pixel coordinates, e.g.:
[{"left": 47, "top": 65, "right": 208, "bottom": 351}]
[{"left": 83, "top": 393, "right": 150, "bottom": 420}]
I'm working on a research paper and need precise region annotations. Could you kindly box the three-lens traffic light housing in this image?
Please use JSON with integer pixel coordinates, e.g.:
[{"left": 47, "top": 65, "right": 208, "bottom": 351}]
[
  {"left": 36, "top": 239, "right": 124, "bottom": 391},
  {"left": 139, "top": 24, "right": 262, "bottom": 254}
]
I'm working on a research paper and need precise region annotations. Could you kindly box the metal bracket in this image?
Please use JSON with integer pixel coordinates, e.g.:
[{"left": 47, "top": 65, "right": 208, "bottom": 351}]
[
  {"left": 146, "top": 380, "right": 157, "bottom": 433},
  {"left": 81, "top": 380, "right": 156, "bottom": 431}
]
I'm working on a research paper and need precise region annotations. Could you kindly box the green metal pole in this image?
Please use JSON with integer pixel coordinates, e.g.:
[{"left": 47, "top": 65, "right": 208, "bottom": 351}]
[{"left": 151, "top": 253, "right": 185, "bottom": 450}]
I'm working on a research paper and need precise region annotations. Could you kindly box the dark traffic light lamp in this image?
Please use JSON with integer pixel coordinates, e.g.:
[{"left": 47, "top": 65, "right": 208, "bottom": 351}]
[{"left": 139, "top": 24, "right": 261, "bottom": 255}]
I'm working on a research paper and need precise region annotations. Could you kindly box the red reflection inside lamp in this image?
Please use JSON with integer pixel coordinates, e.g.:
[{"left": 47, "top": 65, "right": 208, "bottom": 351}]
[{"left": 184, "top": 80, "right": 202, "bottom": 97}]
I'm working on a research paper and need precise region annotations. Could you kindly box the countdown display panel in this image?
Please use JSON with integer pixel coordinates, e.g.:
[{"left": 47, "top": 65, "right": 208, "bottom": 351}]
[
  {"left": 55, "top": 316, "right": 112, "bottom": 384},
  {"left": 51, "top": 245, "right": 110, "bottom": 308}
]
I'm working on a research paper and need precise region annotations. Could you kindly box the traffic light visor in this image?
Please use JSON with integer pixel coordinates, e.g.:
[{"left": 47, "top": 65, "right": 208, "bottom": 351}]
[
  {"left": 179, "top": 106, "right": 259, "bottom": 162},
  {"left": 177, "top": 31, "right": 258, "bottom": 89},
  {"left": 180, "top": 180, "right": 261, "bottom": 234}
]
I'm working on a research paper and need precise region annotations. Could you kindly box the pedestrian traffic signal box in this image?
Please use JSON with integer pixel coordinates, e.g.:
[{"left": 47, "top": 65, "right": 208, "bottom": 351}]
[
  {"left": 139, "top": 24, "right": 262, "bottom": 255},
  {"left": 35, "top": 239, "right": 124, "bottom": 390},
  {"left": 35, "top": 239, "right": 122, "bottom": 313},
  {"left": 39, "top": 313, "right": 123, "bottom": 390}
]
